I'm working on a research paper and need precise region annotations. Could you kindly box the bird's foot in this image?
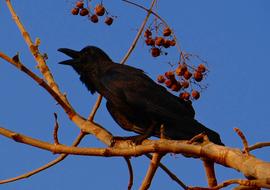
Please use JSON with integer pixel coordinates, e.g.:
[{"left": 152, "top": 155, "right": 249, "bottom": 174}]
[{"left": 130, "top": 135, "right": 148, "bottom": 145}]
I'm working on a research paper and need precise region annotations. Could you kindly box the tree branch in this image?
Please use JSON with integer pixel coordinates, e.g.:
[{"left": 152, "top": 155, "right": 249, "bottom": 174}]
[
  {"left": 248, "top": 142, "right": 270, "bottom": 152},
  {"left": 0, "top": 132, "right": 85, "bottom": 184},
  {"left": 120, "top": 0, "right": 157, "bottom": 65},
  {"left": 1, "top": 126, "right": 270, "bottom": 182},
  {"left": 202, "top": 158, "right": 217, "bottom": 187},
  {"left": 140, "top": 153, "right": 164, "bottom": 190},
  {"left": 190, "top": 178, "right": 270, "bottom": 190},
  {"left": 0, "top": 52, "right": 113, "bottom": 145},
  {"left": 5, "top": 0, "right": 69, "bottom": 104}
]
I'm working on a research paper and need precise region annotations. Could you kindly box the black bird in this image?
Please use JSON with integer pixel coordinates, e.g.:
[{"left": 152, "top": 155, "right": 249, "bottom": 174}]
[{"left": 58, "top": 46, "right": 224, "bottom": 145}]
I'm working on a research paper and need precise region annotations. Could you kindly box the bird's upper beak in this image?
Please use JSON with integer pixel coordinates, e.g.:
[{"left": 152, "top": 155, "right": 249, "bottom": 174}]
[{"left": 58, "top": 48, "right": 80, "bottom": 65}]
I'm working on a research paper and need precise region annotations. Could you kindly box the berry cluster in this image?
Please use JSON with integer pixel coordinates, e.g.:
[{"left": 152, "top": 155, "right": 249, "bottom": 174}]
[
  {"left": 157, "top": 63, "right": 207, "bottom": 101},
  {"left": 144, "top": 27, "right": 176, "bottom": 57},
  {"left": 71, "top": 1, "right": 114, "bottom": 25}
]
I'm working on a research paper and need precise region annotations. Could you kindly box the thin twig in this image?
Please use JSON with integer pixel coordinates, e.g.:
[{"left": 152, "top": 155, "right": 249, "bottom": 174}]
[
  {"left": 122, "top": 0, "right": 183, "bottom": 59},
  {"left": 0, "top": 132, "right": 85, "bottom": 184},
  {"left": 124, "top": 157, "right": 134, "bottom": 190},
  {"left": 53, "top": 113, "right": 60, "bottom": 145},
  {"left": 145, "top": 154, "right": 188, "bottom": 189},
  {"left": 187, "top": 133, "right": 206, "bottom": 144},
  {"left": 87, "top": 95, "right": 103, "bottom": 121},
  {"left": 248, "top": 142, "right": 270, "bottom": 152},
  {"left": 120, "top": 0, "right": 157, "bottom": 65},
  {"left": 234, "top": 128, "right": 249, "bottom": 155},
  {"left": 0, "top": 52, "right": 75, "bottom": 119}
]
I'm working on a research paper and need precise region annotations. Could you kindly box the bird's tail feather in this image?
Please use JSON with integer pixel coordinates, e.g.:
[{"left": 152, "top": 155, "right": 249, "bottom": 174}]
[{"left": 162, "top": 119, "right": 224, "bottom": 146}]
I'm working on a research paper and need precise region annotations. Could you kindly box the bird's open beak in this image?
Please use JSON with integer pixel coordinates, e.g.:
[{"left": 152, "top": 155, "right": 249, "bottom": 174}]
[{"left": 58, "top": 48, "right": 80, "bottom": 65}]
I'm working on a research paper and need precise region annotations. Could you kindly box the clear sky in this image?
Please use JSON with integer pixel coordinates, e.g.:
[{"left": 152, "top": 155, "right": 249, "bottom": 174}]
[{"left": 1, "top": 0, "right": 270, "bottom": 189}]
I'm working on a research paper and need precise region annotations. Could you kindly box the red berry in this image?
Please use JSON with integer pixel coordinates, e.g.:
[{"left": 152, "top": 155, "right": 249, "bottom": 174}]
[
  {"left": 155, "top": 37, "right": 165, "bottom": 46},
  {"left": 175, "top": 64, "right": 187, "bottom": 76},
  {"left": 183, "top": 70, "right": 192, "bottom": 80},
  {"left": 79, "top": 8, "right": 89, "bottom": 16},
  {"left": 71, "top": 8, "right": 80, "bottom": 15},
  {"left": 163, "top": 40, "right": 171, "bottom": 48},
  {"left": 164, "top": 71, "right": 175, "bottom": 80},
  {"left": 105, "top": 17, "right": 113, "bottom": 25},
  {"left": 151, "top": 48, "right": 160, "bottom": 57},
  {"left": 168, "top": 39, "right": 176, "bottom": 46},
  {"left": 198, "top": 64, "right": 206, "bottom": 73},
  {"left": 179, "top": 92, "right": 190, "bottom": 100},
  {"left": 95, "top": 4, "right": 105, "bottom": 16},
  {"left": 181, "top": 81, "right": 189, "bottom": 88},
  {"left": 193, "top": 71, "right": 203, "bottom": 82},
  {"left": 163, "top": 27, "right": 172, "bottom": 36},
  {"left": 144, "top": 29, "right": 152, "bottom": 38},
  {"left": 76, "top": 1, "right": 84, "bottom": 8},
  {"left": 165, "top": 79, "right": 173, "bottom": 88},
  {"left": 145, "top": 38, "right": 155, "bottom": 46},
  {"left": 192, "top": 90, "right": 200, "bottom": 100},
  {"left": 171, "top": 82, "right": 181, "bottom": 92},
  {"left": 90, "top": 14, "right": 99, "bottom": 23},
  {"left": 157, "top": 75, "right": 166, "bottom": 83}
]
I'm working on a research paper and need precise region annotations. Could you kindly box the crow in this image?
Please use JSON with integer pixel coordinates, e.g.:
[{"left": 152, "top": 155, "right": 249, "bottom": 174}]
[{"left": 58, "top": 46, "right": 224, "bottom": 145}]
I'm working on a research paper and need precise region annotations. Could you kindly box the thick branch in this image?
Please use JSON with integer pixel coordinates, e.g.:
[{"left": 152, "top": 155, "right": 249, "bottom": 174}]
[{"left": 1, "top": 126, "right": 270, "bottom": 181}]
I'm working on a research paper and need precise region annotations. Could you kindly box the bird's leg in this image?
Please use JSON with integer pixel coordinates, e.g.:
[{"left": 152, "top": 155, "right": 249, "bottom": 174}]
[
  {"left": 111, "top": 123, "right": 156, "bottom": 146},
  {"left": 131, "top": 122, "right": 157, "bottom": 145}
]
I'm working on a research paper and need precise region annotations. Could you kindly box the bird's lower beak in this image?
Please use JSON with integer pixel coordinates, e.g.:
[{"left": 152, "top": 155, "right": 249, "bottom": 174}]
[{"left": 58, "top": 48, "right": 80, "bottom": 65}]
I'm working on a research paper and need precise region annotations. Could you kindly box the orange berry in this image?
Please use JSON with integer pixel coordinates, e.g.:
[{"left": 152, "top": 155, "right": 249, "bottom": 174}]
[
  {"left": 198, "top": 64, "right": 206, "bottom": 73},
  {"left": 193, "top": 71, "right": 203, "bottom": 82},
  {"left": 71, "top": 8, "right": 80, "bottom": 15},
  {"left": 179, "top": 92, "right": 190, "bottom": 100},
  {"left": 79, "top": 8, "right": 89, "bottom": 16},
  {"left": 168, "top": 39, "right": 176, "bottom": 46},
  {"left": 163, "top": 27, "right": 172, "bottom": 36},
  {"left": 145, "top": 38, "right": 155, "bottom": 46},
  {"left": 151, "top": 47, "right": 160, "bottom": 57},
  {"left": 183, "top": 70, "right": 192, "bottom": 80},
  {"left": 76, "top": 1, "right": 84, "bottom": 8},
  {"left": 105, "top": 17, "right": 113, "bottom": 25},
  {"left": 95, "top": 4, "right": 105, "bottom": 16},
  {"left": 144, "top": 29, "right": 152, "bottom": 38},
  {"left": 181, "top": 80, "right": 189, "bottom": 88},
  {"left": 90, "top": 14, "right": 99, "bottom": 23},
  {"left": 171, "top": 82, "right": 181, "bottom": 92},
  {"left": 192, "top": 90, "right": 200, "bottom": 100},
  {"left": 165, "top": 79, "right": 173, "bottom": 88},
  {"left": 155, "top": 37, "right": 165, "bottom": 46},
  {"left": 175, "top": 64, "right": 187, "bottom": 76},
  {"left": 157, "top": 75, "right": 166, "bottom": 83}
]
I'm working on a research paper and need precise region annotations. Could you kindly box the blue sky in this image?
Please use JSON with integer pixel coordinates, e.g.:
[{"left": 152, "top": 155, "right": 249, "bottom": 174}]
[{"left": 1, "top": 0, "right": 270, "bottom": 189}]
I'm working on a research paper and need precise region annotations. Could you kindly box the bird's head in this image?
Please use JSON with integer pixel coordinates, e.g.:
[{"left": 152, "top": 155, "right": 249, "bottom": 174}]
[{"left": 58, "top": 46, "right": 112, "bottom": 68}]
